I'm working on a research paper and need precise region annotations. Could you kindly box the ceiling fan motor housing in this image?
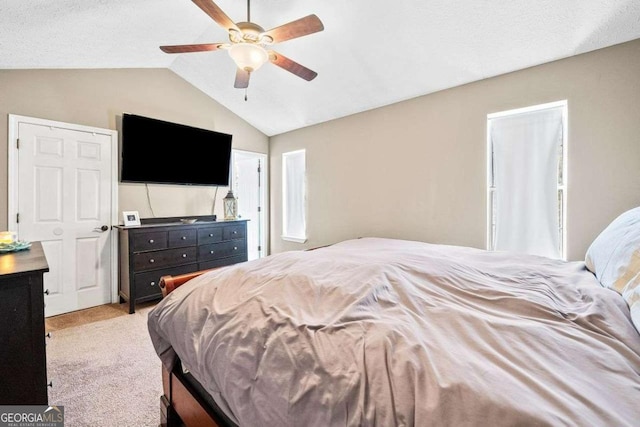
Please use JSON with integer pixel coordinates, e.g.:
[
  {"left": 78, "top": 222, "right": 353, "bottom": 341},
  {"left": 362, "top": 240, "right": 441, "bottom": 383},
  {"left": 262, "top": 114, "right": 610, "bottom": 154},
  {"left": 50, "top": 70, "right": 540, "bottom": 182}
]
[{"left": 231, "top": 22, "right": 271, "bottom": 44}]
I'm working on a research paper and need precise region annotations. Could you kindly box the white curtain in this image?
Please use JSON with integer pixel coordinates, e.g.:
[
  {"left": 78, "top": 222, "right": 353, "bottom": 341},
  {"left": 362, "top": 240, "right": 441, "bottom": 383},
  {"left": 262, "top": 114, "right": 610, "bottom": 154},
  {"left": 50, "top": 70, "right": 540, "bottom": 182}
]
[
  {"left": 490, "top": 107, "right": 563, "bottom": 259},
  {"left": 282, "top": 150, "right": 306, "bottom": 241}
]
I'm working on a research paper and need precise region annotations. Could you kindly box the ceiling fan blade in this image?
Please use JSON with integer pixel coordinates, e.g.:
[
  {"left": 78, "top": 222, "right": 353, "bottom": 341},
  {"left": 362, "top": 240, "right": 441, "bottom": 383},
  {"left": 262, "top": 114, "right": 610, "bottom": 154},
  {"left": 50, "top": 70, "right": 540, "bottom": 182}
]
[
  {"left": 234, "top": 68, "right": 250, "bottom": 88},
  {"left": 160, "top": 43, "right": 225, "bottom": 54},
  {"left": 192, "top": 0, "right": 240, "bottom": 33},
  {"left": 268, "top": 51, "right": 318, "bottom": 81},
  {"left": 262, "top": 14, "right": 324, "bottom": 44}
]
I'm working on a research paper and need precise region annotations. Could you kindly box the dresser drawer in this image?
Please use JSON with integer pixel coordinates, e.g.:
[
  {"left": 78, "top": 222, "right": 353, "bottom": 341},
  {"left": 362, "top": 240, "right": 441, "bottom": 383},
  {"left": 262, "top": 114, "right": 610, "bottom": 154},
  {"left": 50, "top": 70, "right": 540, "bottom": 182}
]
[
  {"left": 134, "top": 264, "right": 196, "bottom": 299},
  {"left": 168, "top": 229, "right": 197, "bottom": 248},
  {"left": 223, "top": 224, "right": 246, "bottom": 240},
  {"left": 199, "top": 254, "right": 247, "bottom": 271},
  {"left": 199, "top": 239, "right": 247, "bottom": 261},
  {"left": 133, "top": 231, "right": 168, "bottom": 252},
  {"left": 198, "top": 227, "right": 223, "bottom": 245},
  {"left": 134, "top": 247, "right": 197, "bottom": 271}
]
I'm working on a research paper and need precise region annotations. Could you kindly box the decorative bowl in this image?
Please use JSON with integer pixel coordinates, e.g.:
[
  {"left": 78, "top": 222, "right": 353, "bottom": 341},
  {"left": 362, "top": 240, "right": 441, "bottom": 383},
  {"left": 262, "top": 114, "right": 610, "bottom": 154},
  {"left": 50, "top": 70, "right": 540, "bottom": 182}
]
[{"left": 0, "top": 240, "right": 32, "bottom": 253}]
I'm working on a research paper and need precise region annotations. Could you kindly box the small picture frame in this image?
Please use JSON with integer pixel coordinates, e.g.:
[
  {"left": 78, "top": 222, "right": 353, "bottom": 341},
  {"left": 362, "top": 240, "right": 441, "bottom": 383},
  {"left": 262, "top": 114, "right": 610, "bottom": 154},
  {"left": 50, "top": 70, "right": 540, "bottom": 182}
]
[{"left": 122, "top": 211, "right": 141, "bottom": 226}]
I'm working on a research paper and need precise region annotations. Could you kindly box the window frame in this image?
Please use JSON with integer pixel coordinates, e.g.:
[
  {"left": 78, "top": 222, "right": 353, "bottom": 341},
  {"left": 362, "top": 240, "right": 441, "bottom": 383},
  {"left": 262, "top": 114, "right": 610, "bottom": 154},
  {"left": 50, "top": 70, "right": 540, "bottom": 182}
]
[
  {"left": 281, "top": 149, "right": 307, "bottom": 243},
  {"left": 486, "top": 100, "right": 568, "bottom": 259}
]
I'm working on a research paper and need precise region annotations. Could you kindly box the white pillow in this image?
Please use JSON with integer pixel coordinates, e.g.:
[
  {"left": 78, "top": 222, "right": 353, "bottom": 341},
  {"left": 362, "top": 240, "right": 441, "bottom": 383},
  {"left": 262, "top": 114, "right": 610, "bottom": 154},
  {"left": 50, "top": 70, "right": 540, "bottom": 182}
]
[{"left": 585, "top": 207, "right": 640, "bottom": 333}]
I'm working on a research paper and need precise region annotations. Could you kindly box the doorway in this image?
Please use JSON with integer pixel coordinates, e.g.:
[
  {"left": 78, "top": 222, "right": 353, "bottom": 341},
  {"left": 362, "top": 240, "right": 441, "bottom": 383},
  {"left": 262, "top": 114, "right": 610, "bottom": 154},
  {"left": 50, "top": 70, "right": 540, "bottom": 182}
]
[
  {"left": 8, "top": 115, "right": 118, "bottom": 317},
  {"left": 231, "top": 150, "right": 268, "bottom": 260}
]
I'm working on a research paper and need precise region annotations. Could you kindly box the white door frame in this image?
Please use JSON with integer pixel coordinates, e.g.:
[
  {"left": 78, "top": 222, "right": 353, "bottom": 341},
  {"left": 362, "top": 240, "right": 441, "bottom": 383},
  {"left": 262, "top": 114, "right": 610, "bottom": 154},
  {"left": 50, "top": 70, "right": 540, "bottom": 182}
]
[
  {"left": 7, "top": 114, "right": 119, "bottom": 304},
  {"left": 231, "top": 149, "right": 269, "bottom": 257}
]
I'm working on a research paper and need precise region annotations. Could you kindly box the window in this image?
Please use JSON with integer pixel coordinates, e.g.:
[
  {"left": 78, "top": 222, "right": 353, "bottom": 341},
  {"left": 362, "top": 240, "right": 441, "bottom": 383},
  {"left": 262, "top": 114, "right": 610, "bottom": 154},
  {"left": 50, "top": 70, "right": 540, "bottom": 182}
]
[
  {"left": 487, "top": 101, "right": 567, "bottom": 259},
  {"left": 282, "top": 149, "right": 306, "bottom": 243}
]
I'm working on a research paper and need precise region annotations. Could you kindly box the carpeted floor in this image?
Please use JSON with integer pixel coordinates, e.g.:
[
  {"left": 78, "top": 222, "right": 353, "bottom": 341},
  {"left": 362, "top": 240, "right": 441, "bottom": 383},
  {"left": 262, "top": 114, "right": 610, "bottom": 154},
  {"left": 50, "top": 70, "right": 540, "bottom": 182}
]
[
  {"left": 45, "top": 303, "right": 129, "bottom": 331},
  {"left": 46, "top": 305, "right": 162, "bottom": 427},
  {"left": 45, "top": 301, "right": 158, "bottom": 331}
]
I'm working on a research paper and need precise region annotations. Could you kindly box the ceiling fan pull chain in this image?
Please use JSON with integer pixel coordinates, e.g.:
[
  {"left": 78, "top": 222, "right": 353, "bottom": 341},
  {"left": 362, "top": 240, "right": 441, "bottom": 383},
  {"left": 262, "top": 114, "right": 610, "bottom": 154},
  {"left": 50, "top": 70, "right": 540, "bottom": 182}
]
[{"left": 245, "top": 88, "right": 248, "bottom": 102}]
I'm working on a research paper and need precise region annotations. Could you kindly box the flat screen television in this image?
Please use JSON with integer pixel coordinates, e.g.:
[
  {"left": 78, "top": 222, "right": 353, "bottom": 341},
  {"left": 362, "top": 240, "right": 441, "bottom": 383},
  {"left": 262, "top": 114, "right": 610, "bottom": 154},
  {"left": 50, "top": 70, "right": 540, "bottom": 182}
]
[{"left": 120, "top": 113, "right": 233, "bottom": 186}]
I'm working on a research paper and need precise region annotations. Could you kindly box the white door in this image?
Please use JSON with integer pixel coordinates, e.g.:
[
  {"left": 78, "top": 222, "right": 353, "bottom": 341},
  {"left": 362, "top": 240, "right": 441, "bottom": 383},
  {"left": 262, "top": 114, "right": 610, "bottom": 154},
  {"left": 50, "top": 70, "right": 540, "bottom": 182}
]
[
  {"left": 232, "top": 150, "right": 267, "bottom": 260},
  {"left": 9, "top": 116, "right": 117, "bottom": 317}
]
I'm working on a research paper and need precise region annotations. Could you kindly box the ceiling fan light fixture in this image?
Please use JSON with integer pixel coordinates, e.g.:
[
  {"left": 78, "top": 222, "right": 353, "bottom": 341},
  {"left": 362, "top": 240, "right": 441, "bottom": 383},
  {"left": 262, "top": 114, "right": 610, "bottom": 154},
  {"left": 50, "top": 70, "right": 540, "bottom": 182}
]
[{"left": 228, "top": 43, "right": 269, "bottom": 72}]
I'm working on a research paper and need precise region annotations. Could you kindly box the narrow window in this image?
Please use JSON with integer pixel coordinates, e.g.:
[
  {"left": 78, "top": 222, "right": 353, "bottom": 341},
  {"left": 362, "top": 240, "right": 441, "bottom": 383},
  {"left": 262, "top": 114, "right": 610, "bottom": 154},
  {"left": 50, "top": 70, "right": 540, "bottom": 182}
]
[
  {"left": 487, "top": 101, "right": 567, "bottom": 259},
  {"left": 282, "top": 149, "right": 306, "bottom": 243}
]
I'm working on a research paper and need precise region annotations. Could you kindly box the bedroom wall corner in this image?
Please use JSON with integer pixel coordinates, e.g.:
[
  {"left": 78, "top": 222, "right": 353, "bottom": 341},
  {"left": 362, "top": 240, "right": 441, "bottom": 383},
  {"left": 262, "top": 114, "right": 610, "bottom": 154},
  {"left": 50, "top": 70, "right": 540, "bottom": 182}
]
[
  {"left": 269, "top": 38, "right": 640, "bottom": 260},
  {"left": 0, "top": 68, "right": 269, "bottom": 230}
]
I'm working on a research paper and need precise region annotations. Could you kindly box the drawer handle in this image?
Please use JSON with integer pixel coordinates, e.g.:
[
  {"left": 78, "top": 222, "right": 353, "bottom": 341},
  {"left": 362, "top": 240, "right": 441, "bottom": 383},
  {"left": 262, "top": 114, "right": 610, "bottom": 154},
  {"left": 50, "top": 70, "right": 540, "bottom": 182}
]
[
  {"left": 149, "top": 259, "right": 155, "bottom": 263},
  {"left": 149, "top": 239, "right": 154, "bottom": 243},
  {"left": 44, "top": 289, "right": 50, "bottom": 295},
  {"left": 209, "top": 233, "right": 214, "bottom": 237},
  {"left": 233, "top": 231, "right": 238, "bottom": 234},
  {"left": 234, "top": 247, "right": 238, "bottom": 250},
  {"left": 182, "top": 254, "right": 187, "bottom": 258},
  {"left": 150, "top": 281, "right": 156, "bottom": 286},
  {"left": 47, "top": 381, "right": 53, "bottom": 388},
  {"left": 181, "top": 236, "right": 187, "bottom": 240}
]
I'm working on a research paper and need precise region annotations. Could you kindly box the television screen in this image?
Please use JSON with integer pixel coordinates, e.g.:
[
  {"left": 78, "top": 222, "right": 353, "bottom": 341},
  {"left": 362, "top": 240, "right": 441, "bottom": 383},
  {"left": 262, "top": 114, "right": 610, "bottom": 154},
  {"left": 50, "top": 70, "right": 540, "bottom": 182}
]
[{"left": 120, "top": 113, "right": 232, "bottom": 186}]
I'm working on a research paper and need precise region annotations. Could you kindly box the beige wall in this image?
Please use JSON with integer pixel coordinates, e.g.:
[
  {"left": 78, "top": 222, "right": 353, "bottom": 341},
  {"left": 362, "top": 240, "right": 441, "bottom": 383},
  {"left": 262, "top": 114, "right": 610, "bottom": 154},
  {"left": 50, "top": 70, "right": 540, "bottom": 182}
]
[
  {"left": 270, "top": 39, "right": 640, "bottom": 261},
  {"left": 0, "top": 68, "right": 268, "bottom": 234}
]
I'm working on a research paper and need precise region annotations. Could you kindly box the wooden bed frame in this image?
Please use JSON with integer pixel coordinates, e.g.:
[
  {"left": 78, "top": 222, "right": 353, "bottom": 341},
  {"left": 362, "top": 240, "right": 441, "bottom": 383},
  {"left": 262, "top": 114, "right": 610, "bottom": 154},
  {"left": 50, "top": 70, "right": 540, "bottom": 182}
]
[{"left": 159, "top": 268, "right": 235, "bottom": 427}]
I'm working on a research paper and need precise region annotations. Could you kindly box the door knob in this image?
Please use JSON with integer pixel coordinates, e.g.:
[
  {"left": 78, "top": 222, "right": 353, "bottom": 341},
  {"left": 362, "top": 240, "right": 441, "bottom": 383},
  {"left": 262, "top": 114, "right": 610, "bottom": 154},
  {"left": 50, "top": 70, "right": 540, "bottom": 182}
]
[{"left": 93, "top": 225, "right": 109, "bottom": 232}]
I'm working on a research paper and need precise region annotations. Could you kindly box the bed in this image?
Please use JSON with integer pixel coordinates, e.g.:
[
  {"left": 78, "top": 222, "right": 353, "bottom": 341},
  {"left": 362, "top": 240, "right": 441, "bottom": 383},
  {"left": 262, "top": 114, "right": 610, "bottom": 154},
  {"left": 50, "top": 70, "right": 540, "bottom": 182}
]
[{"left": 148, "top": 211, "right": 640, "bottom": 427}]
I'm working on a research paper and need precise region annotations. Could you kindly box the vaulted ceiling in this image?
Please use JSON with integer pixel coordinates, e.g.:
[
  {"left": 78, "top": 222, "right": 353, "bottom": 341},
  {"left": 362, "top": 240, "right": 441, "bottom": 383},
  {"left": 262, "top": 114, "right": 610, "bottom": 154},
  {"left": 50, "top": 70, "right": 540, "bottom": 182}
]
[{"left": 2, "top": 0, "right": 639, "bottom": 136}]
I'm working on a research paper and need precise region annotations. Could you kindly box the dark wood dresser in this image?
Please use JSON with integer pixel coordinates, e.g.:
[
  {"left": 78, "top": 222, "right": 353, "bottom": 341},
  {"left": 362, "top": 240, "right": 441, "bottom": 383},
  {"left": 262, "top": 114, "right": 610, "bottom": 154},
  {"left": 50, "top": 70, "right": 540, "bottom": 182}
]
[
  {"left": 0, "top": 241, "right": 50, "bottom": 404},
  {"left": 116, "top": 216, "right": 248, "bottom": 313}
]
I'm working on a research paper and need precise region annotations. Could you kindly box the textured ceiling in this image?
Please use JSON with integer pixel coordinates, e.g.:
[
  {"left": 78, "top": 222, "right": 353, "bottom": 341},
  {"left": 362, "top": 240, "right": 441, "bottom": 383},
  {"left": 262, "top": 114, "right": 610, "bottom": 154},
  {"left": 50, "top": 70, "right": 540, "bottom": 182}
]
[{"left": 2, "top": 0, "right": 640, "bottom": 136}]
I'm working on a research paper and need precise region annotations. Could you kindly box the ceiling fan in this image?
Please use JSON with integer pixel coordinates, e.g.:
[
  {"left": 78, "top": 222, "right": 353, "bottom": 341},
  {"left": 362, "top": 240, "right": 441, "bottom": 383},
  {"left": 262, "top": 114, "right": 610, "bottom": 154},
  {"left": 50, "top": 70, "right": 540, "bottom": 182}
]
[{"left": 160, "top": 0, "right": 324, "bottom": 92}]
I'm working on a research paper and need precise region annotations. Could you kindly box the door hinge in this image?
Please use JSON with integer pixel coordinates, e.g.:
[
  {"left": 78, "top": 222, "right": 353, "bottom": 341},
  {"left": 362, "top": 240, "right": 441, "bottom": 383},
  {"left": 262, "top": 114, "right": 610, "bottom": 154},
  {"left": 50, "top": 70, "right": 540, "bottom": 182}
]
[
  {"left": 16, "top": 138, "right": 19, "bottom": 149},
  {"left": 257, "top": 206, "right": 261, "bottom": 212},
  {"left": 258, "top": 245, "right": 262, "bottom": 251},
  {"left": 16, "top": 213, "right": 19, "bottom": 223}
]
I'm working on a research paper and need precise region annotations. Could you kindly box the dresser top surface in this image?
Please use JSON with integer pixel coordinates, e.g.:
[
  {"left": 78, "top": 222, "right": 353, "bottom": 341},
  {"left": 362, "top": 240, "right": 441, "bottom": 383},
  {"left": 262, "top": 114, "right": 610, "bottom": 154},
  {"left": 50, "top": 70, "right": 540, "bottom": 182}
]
[
  {"left": 115, "top": 218, "right": 248, "bottom": 230},
  {"left": 0, "top": 241, "right": 49, "bottom": 278}
]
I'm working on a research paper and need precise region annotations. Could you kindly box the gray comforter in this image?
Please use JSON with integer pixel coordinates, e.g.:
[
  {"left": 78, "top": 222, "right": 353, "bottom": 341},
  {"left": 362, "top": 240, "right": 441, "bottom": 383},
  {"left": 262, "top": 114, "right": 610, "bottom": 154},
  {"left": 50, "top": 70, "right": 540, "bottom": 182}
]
[{"left": 147, "top": 237, "right": 640, "bottom": 426}]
